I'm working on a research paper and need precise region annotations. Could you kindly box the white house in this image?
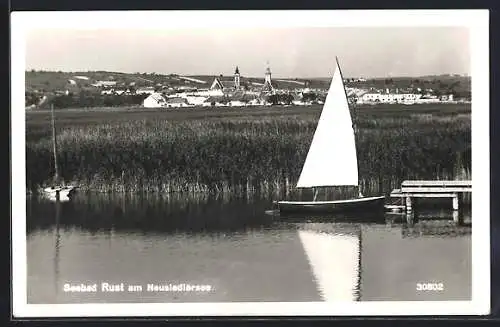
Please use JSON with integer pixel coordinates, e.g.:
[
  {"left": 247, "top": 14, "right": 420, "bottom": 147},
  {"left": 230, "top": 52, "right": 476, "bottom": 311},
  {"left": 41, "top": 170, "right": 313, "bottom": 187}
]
[
  {"left": 440, "top": 94, "right": 454, "bottom": 102},
  {"left": 229, "top": 100, "right": 246, "bottom": 107},
  {"left": 192, "top": 89, "right": 224, "bottom": 97},
  {"left": 101, "top": 89, "right": 115, "bottom": 95},
  {"left": 165, "top": 97, "right": 191, "bottom": 108},
  {"left": 91, "top": 80, "right": 117, "bottom": 87},
  {"left": 143, "top": 93, "right": 167, "bottom": 108},
  {"left": 136, "top": 87, "right": 156, "bottom": 95},
  {"left": 247, "top": 98, "right": 263, "bottom": 106},
  {"left": 415, "top": 97, "right": 440, "bottom": 104},
  {"left": 359, "top": 92, "right": 422, "bottom": 104},
  {"left": 186, "top": 96, "right": 209, "bottom": 106}
]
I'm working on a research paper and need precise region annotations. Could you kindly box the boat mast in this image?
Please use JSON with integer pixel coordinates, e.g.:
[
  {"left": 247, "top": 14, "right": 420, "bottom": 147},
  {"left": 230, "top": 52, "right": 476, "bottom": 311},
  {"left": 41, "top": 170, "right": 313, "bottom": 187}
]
[
  {"left": 335, "top": 56, "right": 361, "bottom": 194},
  {"left": 54, "top": 201, "right": 61, "bottom": 295},
  {"left": 50, "top": 103, "right": 60, "bottom": 184}
]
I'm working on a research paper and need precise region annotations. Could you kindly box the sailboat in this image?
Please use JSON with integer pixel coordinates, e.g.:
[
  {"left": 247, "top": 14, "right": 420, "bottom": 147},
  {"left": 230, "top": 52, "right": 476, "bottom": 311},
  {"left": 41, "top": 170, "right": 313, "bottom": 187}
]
[
  {"left": 276, "top": 57, "right": 385, "bottom": 214},
  {"left": 43, "top": 103, "right": 75, "bottom": 201}
]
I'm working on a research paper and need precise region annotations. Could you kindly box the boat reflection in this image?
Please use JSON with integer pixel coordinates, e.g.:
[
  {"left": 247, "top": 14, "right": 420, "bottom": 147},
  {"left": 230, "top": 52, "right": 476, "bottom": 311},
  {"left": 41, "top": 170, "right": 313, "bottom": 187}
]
[
  {"left": 275, "top": 209, "right": 471, "bottom": 302},
  {"left": 54, "top": 201, "right": 61, "bottom": 297},
  {"left": 27, "top": 194, "right": 472, "bottom": 303},
  {"left": 266, "top": 209, "right": 387, "bottom": 224},
  {"left": 294, "top": 222, "right": 361, "bottom": 302}
]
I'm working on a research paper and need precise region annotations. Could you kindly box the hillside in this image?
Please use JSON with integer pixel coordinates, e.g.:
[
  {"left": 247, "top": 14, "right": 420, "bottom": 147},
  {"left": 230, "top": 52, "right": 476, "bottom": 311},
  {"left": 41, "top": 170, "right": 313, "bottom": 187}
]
[
  {"left": 349, "top": 75, "right": 471, "bottom": 93},
  {"left": 25, "top": 70, "right": 327, "bottom": 93},
  {"left": 310, "top": 75, "right": 471, "bottom": 96},
  {"left": 26, "top": 70, "right": 191, "bottom": 93},
  {"left": 25, "top": 70, "right": 470, "bottom": 99}
]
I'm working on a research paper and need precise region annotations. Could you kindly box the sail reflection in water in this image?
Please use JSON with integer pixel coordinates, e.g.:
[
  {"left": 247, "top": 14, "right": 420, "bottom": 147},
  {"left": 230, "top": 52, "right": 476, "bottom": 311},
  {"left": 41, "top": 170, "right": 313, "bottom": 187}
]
[
  {"left": 298, "top": 224, "right": 360, "bottom": 301},
  {"left": 27, "top": 194, "right": 471, "bottom": 304}
]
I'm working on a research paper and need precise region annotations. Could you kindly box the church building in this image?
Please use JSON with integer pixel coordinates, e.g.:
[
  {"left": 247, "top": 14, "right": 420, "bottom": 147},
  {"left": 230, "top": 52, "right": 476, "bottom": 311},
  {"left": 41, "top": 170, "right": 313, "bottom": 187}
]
[
  {"left": 210, "top": 66, "right": 244, "bottom": 91},
  {"left": 209, "top": 64, "right": 276, "bottom": 96}
]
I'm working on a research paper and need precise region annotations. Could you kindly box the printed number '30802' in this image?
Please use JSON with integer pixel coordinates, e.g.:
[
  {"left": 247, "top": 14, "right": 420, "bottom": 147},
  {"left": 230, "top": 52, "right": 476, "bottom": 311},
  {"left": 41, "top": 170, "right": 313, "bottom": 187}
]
[{"left": 416, "top": 283, "right": 444, "bottom": 291}]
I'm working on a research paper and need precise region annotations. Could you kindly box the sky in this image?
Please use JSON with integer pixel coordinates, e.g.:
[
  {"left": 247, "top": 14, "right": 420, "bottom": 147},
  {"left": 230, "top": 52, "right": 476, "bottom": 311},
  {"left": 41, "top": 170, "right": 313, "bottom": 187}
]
[{"left": 25, "top": 27, "right": 470, "bottom": 78}]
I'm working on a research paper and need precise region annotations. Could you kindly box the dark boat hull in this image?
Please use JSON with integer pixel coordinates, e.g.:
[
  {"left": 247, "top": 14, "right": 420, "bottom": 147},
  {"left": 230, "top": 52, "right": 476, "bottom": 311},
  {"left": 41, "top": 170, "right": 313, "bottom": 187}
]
[{"left": 276, "top": 196, "right": 386, "bottom": 214}]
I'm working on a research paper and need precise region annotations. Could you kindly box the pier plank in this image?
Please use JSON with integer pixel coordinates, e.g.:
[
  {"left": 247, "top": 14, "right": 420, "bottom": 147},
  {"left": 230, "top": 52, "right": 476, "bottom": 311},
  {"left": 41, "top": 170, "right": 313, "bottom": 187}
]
[
  {"left": 401, "top": 180, "right": 471, "bottom": 187},
  {"left": 400, "top": 187, "right": 471, "bottom": 193},
  {"left": 389, "top": 180, "right": 472, "bottom": 215},
  {"left": 390, "top": 193, "right": 458, "bottom": 198}
]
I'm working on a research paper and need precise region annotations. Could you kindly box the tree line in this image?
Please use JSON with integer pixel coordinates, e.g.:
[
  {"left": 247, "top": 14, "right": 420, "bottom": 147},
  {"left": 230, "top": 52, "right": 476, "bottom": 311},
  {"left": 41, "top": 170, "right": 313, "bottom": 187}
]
[
  {"left": 266, "top": 93, "right": 322, "bottom": 105},
  {"left": 26, "top": 92, "right": 150, "bottom": 109}
]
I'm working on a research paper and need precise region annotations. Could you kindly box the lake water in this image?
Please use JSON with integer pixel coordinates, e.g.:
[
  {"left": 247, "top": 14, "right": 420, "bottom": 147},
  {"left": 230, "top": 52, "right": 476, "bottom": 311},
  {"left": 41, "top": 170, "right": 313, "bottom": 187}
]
[{"left": 26, "top": 193, "right": 471, "bottom": 304}]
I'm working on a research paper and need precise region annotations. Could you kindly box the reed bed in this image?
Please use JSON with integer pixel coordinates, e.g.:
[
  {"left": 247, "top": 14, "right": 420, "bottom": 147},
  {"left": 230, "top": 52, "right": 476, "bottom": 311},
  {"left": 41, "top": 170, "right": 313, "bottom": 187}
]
[{"left": 26, "top": 109, "right": 471, "bottom": 197}]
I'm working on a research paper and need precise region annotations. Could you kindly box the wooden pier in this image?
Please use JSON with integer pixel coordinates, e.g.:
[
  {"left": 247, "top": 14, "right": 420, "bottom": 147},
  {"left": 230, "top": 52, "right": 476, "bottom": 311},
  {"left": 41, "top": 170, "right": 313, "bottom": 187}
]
[{"left": 389, "top": 180, "right": 472, "bottom": 213}]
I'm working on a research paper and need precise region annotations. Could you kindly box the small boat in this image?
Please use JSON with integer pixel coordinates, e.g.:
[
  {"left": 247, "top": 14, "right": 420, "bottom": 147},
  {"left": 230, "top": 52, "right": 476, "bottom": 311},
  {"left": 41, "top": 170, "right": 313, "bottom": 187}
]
[
  {"left": 43, "top": 185, "right": 74, "bottom": 201},
  {"left": 43, "top": 103, "right": 75, "bottom": 201},
  {"left": 276, "top": 57, "right": 385, "bottom": 214},
  {"left": 277, "top": 196, "right": 386, "bottom": 214}
]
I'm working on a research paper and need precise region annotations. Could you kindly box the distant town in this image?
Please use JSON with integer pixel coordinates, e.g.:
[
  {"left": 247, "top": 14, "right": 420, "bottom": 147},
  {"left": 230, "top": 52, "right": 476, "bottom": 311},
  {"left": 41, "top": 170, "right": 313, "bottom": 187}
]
[{"left": 25, "top": 65, "right": 471, "bottom": 110}]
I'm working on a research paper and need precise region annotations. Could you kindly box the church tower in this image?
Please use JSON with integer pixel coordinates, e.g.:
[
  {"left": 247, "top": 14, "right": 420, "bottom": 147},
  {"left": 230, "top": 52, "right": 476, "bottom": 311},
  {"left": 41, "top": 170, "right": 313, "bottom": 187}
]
[
  {"left": 234, "top": 66, "right": 241, "bottom": 90},
  {"left": 262, "top": 63, "right": 274, "bottom": 93},
  {"left": 265, "top": 65, "right": 272, "bottom": 85}
]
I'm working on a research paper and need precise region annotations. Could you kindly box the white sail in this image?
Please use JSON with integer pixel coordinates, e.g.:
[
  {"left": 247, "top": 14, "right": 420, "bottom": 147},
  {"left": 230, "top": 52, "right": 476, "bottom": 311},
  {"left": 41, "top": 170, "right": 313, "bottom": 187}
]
[{"left": 296, "top": 58, "right": 358, "bottom": 188}]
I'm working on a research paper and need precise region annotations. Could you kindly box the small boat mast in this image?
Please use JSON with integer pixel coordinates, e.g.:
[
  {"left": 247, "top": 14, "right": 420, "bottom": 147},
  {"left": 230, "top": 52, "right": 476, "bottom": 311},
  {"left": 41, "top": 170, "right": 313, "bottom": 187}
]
[{"left": 50, "top": 103, "right": 62, "bottom": 185}]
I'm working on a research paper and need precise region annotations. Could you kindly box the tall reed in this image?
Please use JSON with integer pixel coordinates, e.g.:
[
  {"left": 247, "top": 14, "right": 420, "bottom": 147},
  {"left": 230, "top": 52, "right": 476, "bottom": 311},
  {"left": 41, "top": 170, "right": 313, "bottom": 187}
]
[{"left": 26, "top": 112, "right": 471, "bottom": 197}]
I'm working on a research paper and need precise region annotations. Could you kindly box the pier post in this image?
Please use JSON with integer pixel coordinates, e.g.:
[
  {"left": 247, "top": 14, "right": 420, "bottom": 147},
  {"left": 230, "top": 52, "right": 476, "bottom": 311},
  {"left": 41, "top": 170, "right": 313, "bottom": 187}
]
[
  {"left": 452, "top": 210, "right": 465, "bottom": 226},
  {"left": 405, "top": 211, "right": 415, "bottom": 226},
  {"left": 452, "top": 193, "right": 459, "bottom": 211},
  {"left": 405, "top": 196, "right": 412, "bottom": 212},
  {"left": 458, "top": 192, "right": 464, "bottom": 213}
]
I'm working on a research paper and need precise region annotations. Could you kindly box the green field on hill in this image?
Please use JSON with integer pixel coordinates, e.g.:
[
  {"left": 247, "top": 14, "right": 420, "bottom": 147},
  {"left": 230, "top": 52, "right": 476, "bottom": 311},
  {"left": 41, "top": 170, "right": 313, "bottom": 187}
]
[{"left": 26, "top": 104, "right": 471, "bottom": 196}]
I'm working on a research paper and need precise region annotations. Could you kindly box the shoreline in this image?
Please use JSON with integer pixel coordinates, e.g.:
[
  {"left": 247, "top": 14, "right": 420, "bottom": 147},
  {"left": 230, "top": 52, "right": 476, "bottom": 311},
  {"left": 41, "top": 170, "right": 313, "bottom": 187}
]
[
  {"left": 26, "top": 102, "right": 472, "bottom": 113},
  {"left": 26, "top": 104, "right": 471, "bottom": 200}
]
